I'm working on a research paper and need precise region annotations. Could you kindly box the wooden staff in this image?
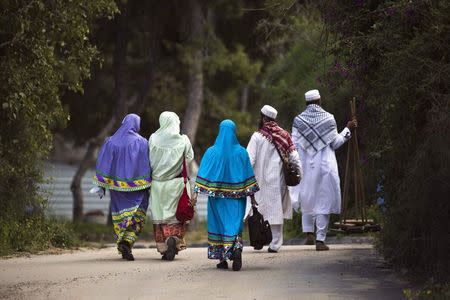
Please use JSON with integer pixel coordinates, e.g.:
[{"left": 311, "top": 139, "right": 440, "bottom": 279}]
[
  {"left": 341, "top": 99, "right": 353, "bottom": 224},
  {"left": 350, "top": 98, "right": 359, "bottom": 222},
  {"left": 341, "top": 97, "right": 367, "bottom": 225},
  {"left": 341, "top": 131, "right": 351, "bottom": 224}
]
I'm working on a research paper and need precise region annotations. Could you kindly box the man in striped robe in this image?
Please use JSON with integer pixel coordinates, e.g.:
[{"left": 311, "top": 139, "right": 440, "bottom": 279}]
[{"left": 246, "top": 105, "right": 302, "bottom": 253}]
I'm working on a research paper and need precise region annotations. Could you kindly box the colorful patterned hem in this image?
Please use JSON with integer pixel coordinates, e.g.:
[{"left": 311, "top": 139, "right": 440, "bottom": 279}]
[
  {"left": 153, "top": 223, "right": 187, "bottom": 253},
  {"left": 207, "top": 233, "right": 243, "bottom": 260},
  {"left": 93, "top": 173, "right": 151, "bottom": 192},
  {"left": 113, "top": 207, "right": 147, "bottom": 248},
  {"left": 194, "top": 176, "right": 259, "bottom": 198}
]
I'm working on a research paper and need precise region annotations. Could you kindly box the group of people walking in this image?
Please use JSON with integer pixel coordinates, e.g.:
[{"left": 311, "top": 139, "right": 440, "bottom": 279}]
[{"left": 93, "top": 89, "right": 357, "bottom": 270}]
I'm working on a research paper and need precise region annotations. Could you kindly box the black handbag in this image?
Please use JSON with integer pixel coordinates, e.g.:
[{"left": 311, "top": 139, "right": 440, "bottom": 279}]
[
  {"left": 270, "top": 134, "right": 301, "bottom": 186},
  {"left": 248, "top": 206, "right": 272, "bottom": 250}
]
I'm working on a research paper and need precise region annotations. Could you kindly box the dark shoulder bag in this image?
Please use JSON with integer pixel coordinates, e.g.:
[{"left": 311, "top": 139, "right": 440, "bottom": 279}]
[{"left": 270, "top": 136, "right": 301, "bottom": 187}]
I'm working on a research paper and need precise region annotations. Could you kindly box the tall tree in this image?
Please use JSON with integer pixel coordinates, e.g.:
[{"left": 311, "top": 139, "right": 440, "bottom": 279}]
[
  {"left": 71, "top": 1, "right": 131, "bottom": 221},
  {"left": 317, "top": 0, "right": 450, "bottom": 282},
  {"left": 181, "top": 0, "right": 206, "bottom": 145},
  {"left": 69, "top": 0, "right": 167, "bottom": 221},
  {"left": 64, "top": 1, "right": 266, "bottom": 212},
  {"left": 0, "top": 0, "right": 117, "bottom": 251}
]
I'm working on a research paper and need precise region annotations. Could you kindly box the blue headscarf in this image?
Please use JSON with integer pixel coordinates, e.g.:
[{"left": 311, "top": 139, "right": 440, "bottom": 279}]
[
  {"left": 93, "top": 114, "right": 151, "bottom": 191},
  {"left": 194, "top": 119, "right": 259, "bottom": 198}
]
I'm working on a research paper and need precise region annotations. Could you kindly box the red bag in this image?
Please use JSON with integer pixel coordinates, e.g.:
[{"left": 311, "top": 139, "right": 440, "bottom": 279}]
[{"left": 175, "top": 156, "right": 194, "bottom": 222}]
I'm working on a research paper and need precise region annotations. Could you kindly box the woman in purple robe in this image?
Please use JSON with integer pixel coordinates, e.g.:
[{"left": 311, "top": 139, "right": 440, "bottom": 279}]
[{"left": 93, "top": 114, "right": 151, "bottom": 261}]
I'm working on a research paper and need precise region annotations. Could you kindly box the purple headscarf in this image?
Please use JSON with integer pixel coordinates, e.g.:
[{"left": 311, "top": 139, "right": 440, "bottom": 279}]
[{"left": 93, "top": 114, "right": 151, "bottom": 192}]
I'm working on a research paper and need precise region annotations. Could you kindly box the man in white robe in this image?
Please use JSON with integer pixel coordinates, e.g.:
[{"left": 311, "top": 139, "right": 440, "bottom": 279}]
[
  {"left": 247, "top": 105, "right": 302, "bottom": 253},
  {"left": 289, "top": 89, "right": 356, "bottom": 251}
]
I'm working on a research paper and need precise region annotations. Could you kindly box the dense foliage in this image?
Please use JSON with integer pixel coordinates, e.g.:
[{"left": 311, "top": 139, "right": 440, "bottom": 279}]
[
  {"left": 62, "top": 1, "right": 266, "bottom": 157},
  {"left": 257, "top": 7, "right": 334, "bottom": 128},
  {"left": 0, "top": 0, "right": 117, "bottom": 254},
  {"left": 318, "top": 0, "right": 450, "bottom": 282},
  {"left": 2, "top": 0, "right": 448, "bottom": 287}
]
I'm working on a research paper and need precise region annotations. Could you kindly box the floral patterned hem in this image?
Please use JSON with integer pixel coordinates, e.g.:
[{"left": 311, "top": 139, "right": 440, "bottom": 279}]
[
  {"left": 194, "top": 180, "right": 259, "bottom": 198},
  {"left": 207, "top": 233, "right": 243, "bottom": 260},
  {"left": 112, "top": 207, "right": 146, "bottom": 248},
  {"left": 93, "top": 172, "right": 151, "bottom": 192}
]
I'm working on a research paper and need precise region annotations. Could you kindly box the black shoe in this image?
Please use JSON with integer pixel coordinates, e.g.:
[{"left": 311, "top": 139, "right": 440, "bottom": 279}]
[
  {"left": 316, "top": 241, "right": 330, "bottom": 251},
  {"left": 161, "top": 253, "right": 168, "bottom": 260},
  {"left": 164, "top": 237, "right": 177, "bottom": 261},
  {"left": 253, "top": 245, "right": 263, "bottom": 250},
  {"left": 305, "top": 233, "right": 315, "bottom": 245},
  {"left": 232, "top": 249, "right": 242, "bottom": 271},
  {"left": 119, "top": 242, "right": 134, "bottom": 261},
  {"left": 268, "top": 248, "right": 278, "bottom": 253},
  {"left": 216, "top": 260, "right": 228, "bottom": 269}
]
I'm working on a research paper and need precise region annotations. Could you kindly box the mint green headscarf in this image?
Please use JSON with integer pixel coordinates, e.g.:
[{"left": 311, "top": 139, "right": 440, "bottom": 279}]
[
  {"left": 149, "top": 111, "right": 193, "bottom": 181},
  {"left": 151, "top": 111, "right": 185, "bottom": 148}
]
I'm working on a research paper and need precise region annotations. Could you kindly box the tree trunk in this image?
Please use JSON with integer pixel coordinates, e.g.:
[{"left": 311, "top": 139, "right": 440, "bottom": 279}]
[
  {"left": 240, "top": 85, "right": 249, "bottom": 113},
  {"left": 181, "top": 0, "right": 205, "bottom": 146},
  {"left": 70, "top": 1, "right": 166, "bottom": 222},
  {"left": 113, "top": 2, "right": 129, "bottom": 120},
  {"left": 107, "top": 2, "right": 128, "bottom": 224},
  {"left": 71, "top": 118, "right": 116, "bottom": 221},
  {"left": 71, "top": 3, "right": 129, "bottom": 222},
  {"left": 70, "top": 14, "right": 161, "bottom": 222}
]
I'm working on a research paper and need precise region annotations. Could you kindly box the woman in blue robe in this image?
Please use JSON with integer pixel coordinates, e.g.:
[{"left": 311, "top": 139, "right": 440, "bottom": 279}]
[
  {"left": 193, "top": 120, "right": 259, "bottom": 271},
  {"left": 93, "top": 114, "right": 151, "bottom": 261}
]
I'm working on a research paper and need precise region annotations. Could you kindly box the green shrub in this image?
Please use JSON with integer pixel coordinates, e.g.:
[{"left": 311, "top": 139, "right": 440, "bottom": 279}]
[
  {"left": 403, "top": 283, "right": 450, "bottom": 300},
  {"left": 48, "top": 220, "right": 78, "bottom": 248},
  {"left": 366, "top": 204, "right": 384, "bottom": 225},
  {"left": 0, "top": 0, "right": 117, "bottom": 256},
  {"left": 0, "top": 217, "right": 78, "bottom": 255},
  {"left": 72, "top": 222, "right": 117, "bottom": 243},
  {"left": 318, "top": 0, "right": 450, "bottom": 283}
]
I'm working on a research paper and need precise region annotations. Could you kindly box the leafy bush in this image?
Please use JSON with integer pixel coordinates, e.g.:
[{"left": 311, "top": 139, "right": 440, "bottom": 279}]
[
  {"left": 0, "top": 217, "right": 77, "bottom": 255},
  {"left": 318, "top": 0, "right": 450, "bottom": 282},
  {"left": 48, "top": 220, "right": 78, "bottom": 248},
  {"left": 403, "top": 283, "right": 450, "bottom": 300},
  {"left": 0, "top": 1, "right": 117, "bottom": 254},
  {"left": 72, "top": 223, "right": 116, "bottom": 243}
]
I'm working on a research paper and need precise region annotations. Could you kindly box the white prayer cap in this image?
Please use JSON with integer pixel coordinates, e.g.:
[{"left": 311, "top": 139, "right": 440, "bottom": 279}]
[
  {"left": 305, "top": 89, "right": 321, "bottom": 102},
  {"left": 261, "top": 105, "right": 278, "bottom": 119}
]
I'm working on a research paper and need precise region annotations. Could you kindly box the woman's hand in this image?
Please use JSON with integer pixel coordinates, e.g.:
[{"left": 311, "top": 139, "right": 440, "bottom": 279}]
[{"left": 190, "top": 192, "right": 198, "bottom": 207}]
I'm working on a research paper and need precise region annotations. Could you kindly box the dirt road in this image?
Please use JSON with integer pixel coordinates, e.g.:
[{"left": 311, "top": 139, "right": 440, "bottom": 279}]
[{"left": 0, "top": 244, "right": 408, "bottom": 299}]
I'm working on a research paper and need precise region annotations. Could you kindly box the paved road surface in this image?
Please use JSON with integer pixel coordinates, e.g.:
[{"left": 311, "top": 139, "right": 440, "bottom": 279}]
[{"left": 0, "top": 245, "right": 408, "bottom": 300}]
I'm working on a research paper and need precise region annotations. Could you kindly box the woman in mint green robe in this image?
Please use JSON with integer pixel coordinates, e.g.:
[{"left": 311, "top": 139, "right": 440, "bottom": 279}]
[{"left": 149, "top": 111, "right": 194, "bottom": 260}]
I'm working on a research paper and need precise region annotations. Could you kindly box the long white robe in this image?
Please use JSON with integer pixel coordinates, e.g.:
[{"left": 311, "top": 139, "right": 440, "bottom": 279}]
[
  {"left": 289, "top": 126, "right": 350, "bottom": 215},
  {"left": 246, "top": 132, "right": 301, "bottom": 225}
]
